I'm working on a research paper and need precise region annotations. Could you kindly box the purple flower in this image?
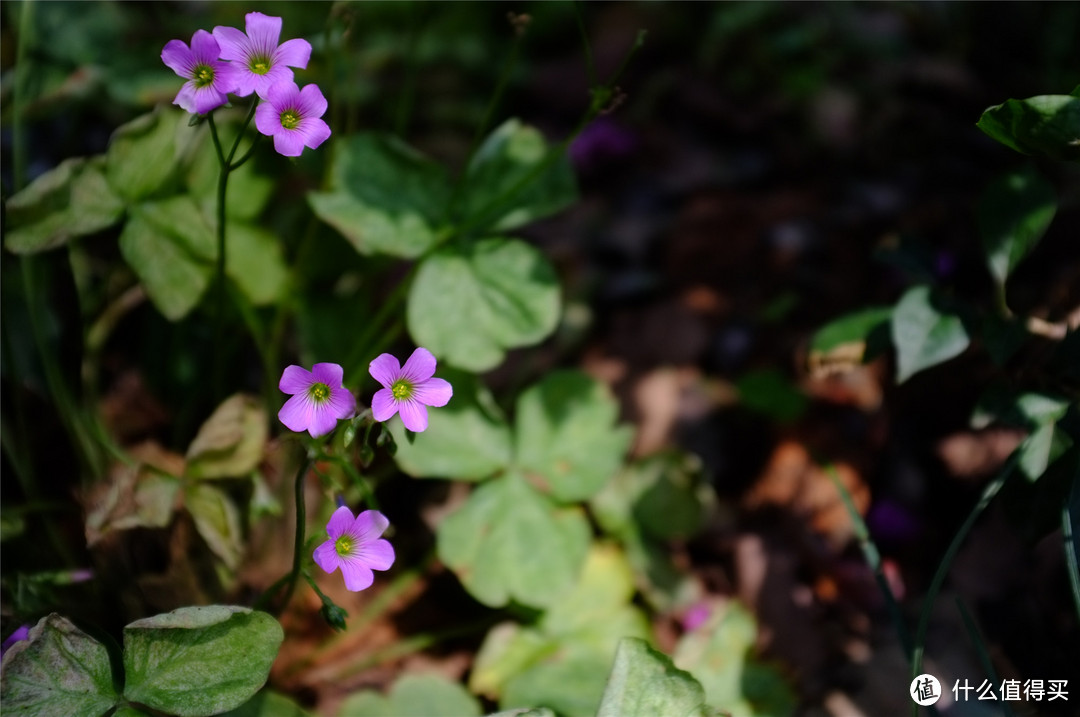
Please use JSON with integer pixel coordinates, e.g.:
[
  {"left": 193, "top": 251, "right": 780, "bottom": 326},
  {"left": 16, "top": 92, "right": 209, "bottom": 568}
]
[
  {"left": 254, "top": 81, "right": 331, "bottom": 157},
  {"left": 1, "top": 625, "right": 29, "bottom": 659},
  {"left": 278, "top": 362, "right": 355, "bottom": 438},
  {"left": 369, "top": 348, "right": 453, "bottom": 433},
  {"left": 212, "top": 12, "right": 312, "bottom": 99},
  {"left": 161, "top": 30, "right": 241, "bottom": 115},
  {"left": 313, "top": 506, "right": 395, "bottom": 591}
]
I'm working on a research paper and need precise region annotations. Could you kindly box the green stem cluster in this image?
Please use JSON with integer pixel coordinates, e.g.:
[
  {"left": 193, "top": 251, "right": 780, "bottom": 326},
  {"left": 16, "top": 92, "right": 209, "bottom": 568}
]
[{"left": 207, "top": 102, "right": 262, "bottom": 400}]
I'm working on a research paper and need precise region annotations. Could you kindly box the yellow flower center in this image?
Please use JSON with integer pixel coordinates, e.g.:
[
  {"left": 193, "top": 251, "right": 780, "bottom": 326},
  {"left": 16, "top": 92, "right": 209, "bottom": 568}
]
[
  {"left": 309, "top": 382, "right": 330, "bottom": 401},
  {"left": 391, "top": 380, "right": 412, "bottom": 400},
  {"left": 280, "top": 109, "right": 301, "bottom": 130},
  {"left": 334, "top": 536, "right": 352, "bottom": 557},
  {"left": 193, "top": 64, "right": 215, "bottom": 88},
  {"left": 249, "top": 56, "right": 271, "bottom": 75}
]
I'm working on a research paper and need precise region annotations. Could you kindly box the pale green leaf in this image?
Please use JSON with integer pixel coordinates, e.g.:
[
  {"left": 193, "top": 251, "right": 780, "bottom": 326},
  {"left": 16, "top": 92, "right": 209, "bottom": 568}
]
[
  {"left": 977, "top": 95, "right": 1080, "bottom": 162},
  {"left": 308, "top": 134, "right": 450, "bottom": 258},
  {"left": 84, "top": 464, "right": 180, "bottom": 547},
  {"left": 106, "top": 106, "right": 197, "bottom": 202},
  {"left": 339, "top": 674, "right": 482, "bottom": 717},
  {"left": 186, "top": 394, "right": 268, "bottom": 480},
  {"left": 226, "top": 222, "right": 290, "bottom": 306},
  {"left": 184, "top": 483, "right": 244, "bottom": 569},
  {"left": 123, "top": 606, "right": 283, "bottom": 717},
  {"left": 891, "top": 285, "right": 970, "bottom": 383},
  {"left": 118, "top": 197, "right": 214, "bottom": 320},
  {"left": 978, "top": 167, "right": 1056, "bottom": 286},
  {"left": 471, "top": 546, "right": 650, "bottom": 715},
  {"left": 1017, "top": 423, "right": 1074, "bottom": 482},
  {"left": 0, "top": 614, "right": 119, "bottom": 717},
  {"left": 407, "top": 238, "right": 561, "bottom": 372},
  {"left": 673, "top": 601, "right": 796, "bottom": 717},
  {"left": 812, "top": 304, "right": 894, "bottom": 356},
  {"left": 596, "top": 638, "right": 710, "bottom": 717},
  {"left": 4, "top": 156, "right": 125, "bottom": 254},
  {"left": 390, "top": 371, "right": 512, "bottom": 480},
  {"left": 461, "top": 119, "right": 578, "bottom": 233},
  {"left": 514, "top": 371, "right": 632, "bottom": 503},
  {"left": 437, "top": 472, "right": 590, "bottom": 608}
]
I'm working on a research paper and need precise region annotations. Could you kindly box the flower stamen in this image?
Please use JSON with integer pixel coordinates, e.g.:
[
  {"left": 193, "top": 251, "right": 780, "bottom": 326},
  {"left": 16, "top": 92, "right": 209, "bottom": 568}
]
[
  {"left": 194, "top": 64, "right": 215, "bottom": 88},
  {"left": 391, "top": 380, "right": 412, "bottom": 400},
  {"left": 250, "top": 56, "right": 271, "bottom": 75},
  {"left": 334, "top": 536, "right": 352, "bottom": 557},
  {"left": 280, "top": 109, "right": 301, "bottom": 130}
]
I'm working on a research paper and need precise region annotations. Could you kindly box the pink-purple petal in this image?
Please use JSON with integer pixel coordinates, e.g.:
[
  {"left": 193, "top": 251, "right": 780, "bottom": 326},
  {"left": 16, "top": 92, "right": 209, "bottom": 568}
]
[
  {"left": 161, "top": 40, "right": 194, "bottom": 76},
  {"left": 368, "top": 353, "right": 401, "bottom": 388},
  {"left": 232, "top": 72, "right": 260, "bottom": 98},
  {"left": 211, "top": 25, "right": 249, "bottom": 62},
  {"left": 173, "top": 85, "right": 198, "bottom": 113},
  {"left": 398, "top": 399, "right": 429, "bottom": 432},
  {"left": 297, "top": 84, "right": 328, "bottom": 118},
  {"left": 266, "top": 80, "right": 300, "bottom": 109},
  {"left": 255, "top": 103, "right": 279, "bottom": 137},
  {"left": 273, "top": 131, "right": 306, "bottom": 157},
  {"left": 192, "top": 85, "right": 228, "bottom": 115},
  {"left": 275, "top": 38, "right": 312, "bottom": 70},
  {"left": 190, "top": 29, "right": 222, "bottom": 64},
  {"left": 351, "top": 510, "right": 390, "bottom": 543},
  {"left": 245, "top": 12, "right": 283, "bottom": 56},
  {"left": 295, "top": 118, "right": 331, "bottom": 151},
  {"left": 326, "top": 505, "right": 356, "bottom": 539},
  {"left": 414, "top": 377, "right": 453, "bottom": 408},
  {"left": 310, "top": 362, "right": 344, "bottom": 386},
  {"left": 278, "top": 393, "right": 314, "bottom": 433},
  {"left": 313, "top": 540, "right": 341, "bottom": 574},
  {"left": 359, "top": 538, "right": 395, "bottom": 571},
  {"left": 279, "top": 364, "right": 313, "bottom": 394},
  {"left": 213, "top": 62, "right": 243, "bottom": 94},
  {"left": 371, "top": 389, "right": 399, "bottom": 422},
  {"left": 307, "top": 404, "right": 341, "bottom": 437},
  {"left": 254, "top": 65, "right": 295, "bottom": 100},
  {"left": 401, "top": 347, "right": 438, "bottom": 382},
  {"left": 327, "top": 385, "right": 357, "bottom": 420},
  {"left": 339, "top": 558, "right": 375, "bottom": 592}
]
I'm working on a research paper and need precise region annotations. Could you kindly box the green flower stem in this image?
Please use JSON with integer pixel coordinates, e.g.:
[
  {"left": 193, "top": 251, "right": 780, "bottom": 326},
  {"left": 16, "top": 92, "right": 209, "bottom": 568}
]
[
  {"left": 911, "top": 454, "right": 1016, "bottom": 714},
  {"left": 207, "top": 102, "right": 261, "bottom": 400},
  {"left": 208, "top": 112, "right": 231, "bottom": 400},
  {"left": 281, "top": 453, "right": 314, "bottom": 614},
  {"left": 228, "top": 132, "right": 263, "bottom": 171},
  {"left": 324, "top": 453, "right": 378, "bottom": 510},
  {"left": 255, "top": 453, "right": 313, "bottom": 615},
  {"left": 12, "top": 0, "right": 34, "bottom": 190},
  {"left": 282, "top": 551, "right": 437, "bottom": 678},
  {"left": 1064, "top": 476, "right": 1080, "bottom": 625},
  {"left": 826, "top": 464, "right": 912, "bottom": 659},
  {"left": 956, "top": 597, "right": 1015, "bottom": 717}
]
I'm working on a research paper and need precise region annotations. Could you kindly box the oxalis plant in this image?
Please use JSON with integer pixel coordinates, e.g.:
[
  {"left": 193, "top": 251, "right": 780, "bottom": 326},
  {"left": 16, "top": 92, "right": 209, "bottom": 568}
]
[
  {"left": 0, "top": 4, "right": 795, "bottom": 717},
  {"left": 811, "top": 87, "right": 1080, "bottom": 715}
]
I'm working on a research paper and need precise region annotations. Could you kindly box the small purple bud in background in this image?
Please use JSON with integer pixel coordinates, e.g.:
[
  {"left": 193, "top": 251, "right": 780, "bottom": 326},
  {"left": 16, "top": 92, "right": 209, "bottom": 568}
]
[
  {"left": 570, "top": 118, "right": 637, "bottom": 172},
  {"left": 1, "top": 625, "right": 30, "bottom": 659}
]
